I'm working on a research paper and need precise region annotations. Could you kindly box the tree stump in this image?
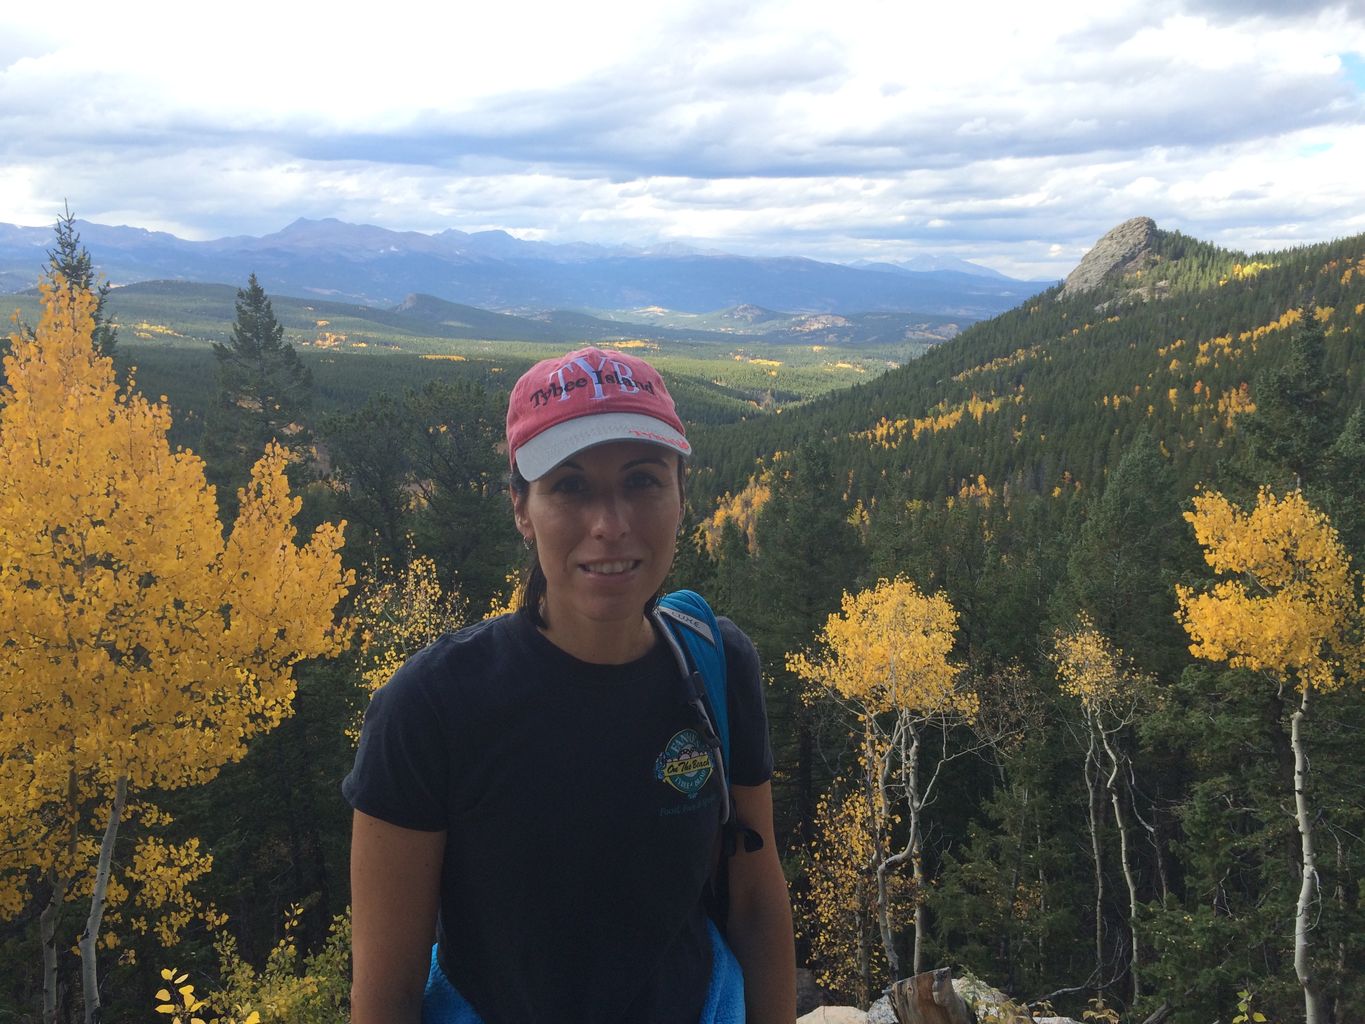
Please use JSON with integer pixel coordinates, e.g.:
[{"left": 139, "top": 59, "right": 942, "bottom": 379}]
[{"left": 888, "top": 968, "right": 975, "bottom": 1024}]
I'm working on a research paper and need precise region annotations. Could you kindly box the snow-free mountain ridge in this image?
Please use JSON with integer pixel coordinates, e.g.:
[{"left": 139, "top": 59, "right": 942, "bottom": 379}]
[{"left": 0, "top": 218, "right": 1054, "bottom": 319}]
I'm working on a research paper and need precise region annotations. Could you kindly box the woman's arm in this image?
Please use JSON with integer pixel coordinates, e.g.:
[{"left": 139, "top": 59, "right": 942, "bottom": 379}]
[
  {"left": 350, "top": 810, "right": 447, "bottom": 1024},
  {"left": 725, "top": 781, "right": 797, "bottom": 1024}
]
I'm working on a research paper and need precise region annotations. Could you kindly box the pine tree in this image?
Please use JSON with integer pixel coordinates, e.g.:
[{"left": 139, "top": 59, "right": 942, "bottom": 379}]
[
  {"left": 749, "top": 441, "right": 864, "bottom": 841},
  {"left": 1241, "top": 308, "right": 1338, "bottom": 490},
  {"left": 45, "top": 205, "right": 117, "bottom": 358},
  {"left": 207, "top": 274, "right": 312, "bottom": 511},
  {"left": 1066, "top": 433, "right": 1189, "bottom": 678}
]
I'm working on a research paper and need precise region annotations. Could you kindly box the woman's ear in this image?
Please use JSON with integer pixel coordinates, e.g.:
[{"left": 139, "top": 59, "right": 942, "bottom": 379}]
[{"left": 510, "top": 491, "right": 532, "bottom": 541}]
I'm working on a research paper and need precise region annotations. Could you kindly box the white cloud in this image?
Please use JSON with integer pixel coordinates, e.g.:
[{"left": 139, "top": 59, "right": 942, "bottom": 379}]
[{"left": 2, "top": 0, "right": 1364, "bottom": 277}]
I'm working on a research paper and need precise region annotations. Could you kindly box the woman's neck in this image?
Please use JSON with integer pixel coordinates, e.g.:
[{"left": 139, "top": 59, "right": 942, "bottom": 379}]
[{"left": 537, "top": 605, "right": 657, "bottom": 665}]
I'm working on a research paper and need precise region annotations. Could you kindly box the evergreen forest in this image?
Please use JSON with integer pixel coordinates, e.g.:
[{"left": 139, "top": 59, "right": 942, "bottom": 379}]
[{"left": 1, "top": 221, "right": 1362, "bottom": 1024}]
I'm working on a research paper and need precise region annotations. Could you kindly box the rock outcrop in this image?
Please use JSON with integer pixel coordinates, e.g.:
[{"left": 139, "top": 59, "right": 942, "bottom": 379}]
[
  {"left": 803, "top": 972, "right": 1084, "bottom": 1024},
  {"left": 798, "top": 1008, "right": 871, "bottom": 1024},
  {"left": 1060, "top": 216, "right": 1158, "bottom": 299}
]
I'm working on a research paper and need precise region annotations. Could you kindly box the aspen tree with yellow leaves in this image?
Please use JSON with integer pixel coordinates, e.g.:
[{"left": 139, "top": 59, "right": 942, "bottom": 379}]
[
  {"left": 0, "top": 276, "right": 352, "bottom": 1024},
  {"left": 788, "top": 576, "right": 975, "bottom": 979},
  {"left": 798, "top": 782, "right": 912, "bottom": 1004},
  {"left": 1050, "top": 615, "right": 1152, "bottom": 1005},
  {"left": 353, "top": 553, "right": 466, "bottom": 736},
  {"left": 1176, "top": 487, "right": 1363, "bottom": 1024}
]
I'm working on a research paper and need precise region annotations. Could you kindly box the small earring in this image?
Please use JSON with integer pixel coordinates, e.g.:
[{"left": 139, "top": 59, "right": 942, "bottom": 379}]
[{"left": 523, "top": 535, "right": 535, "bottom": 550}]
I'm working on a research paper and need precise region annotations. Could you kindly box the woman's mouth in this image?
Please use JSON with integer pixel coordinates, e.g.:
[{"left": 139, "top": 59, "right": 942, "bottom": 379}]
[{"left": 580, "top": 559, "right": 641, "bottom": 576}]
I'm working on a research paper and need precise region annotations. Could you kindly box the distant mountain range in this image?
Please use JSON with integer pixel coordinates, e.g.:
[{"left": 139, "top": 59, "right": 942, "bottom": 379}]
[{"left": 0, "top": 217, "right": 1055, "bottom": 319}]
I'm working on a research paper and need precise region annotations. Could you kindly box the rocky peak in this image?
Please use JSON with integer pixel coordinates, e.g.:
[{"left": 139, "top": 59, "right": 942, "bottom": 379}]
[{"left": 1060, "top": 217, "right": 1158, "bottom": 298}]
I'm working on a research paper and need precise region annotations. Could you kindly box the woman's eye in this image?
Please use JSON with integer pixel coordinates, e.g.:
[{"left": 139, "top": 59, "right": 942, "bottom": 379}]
[
  {"left": 551, "top": 476, "right": 588, "bottom": 495},
  {"left": 626, "top": 471, "right": 663, "bottom": 490}
]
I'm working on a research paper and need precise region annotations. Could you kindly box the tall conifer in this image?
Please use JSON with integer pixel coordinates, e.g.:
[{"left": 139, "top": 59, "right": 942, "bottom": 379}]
[{"left": 207, "top": 274, "right": 312, "bottom": 512}]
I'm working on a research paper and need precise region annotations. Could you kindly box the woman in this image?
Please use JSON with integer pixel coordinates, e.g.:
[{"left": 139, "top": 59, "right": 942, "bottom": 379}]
[{"left": 345, "top": 347, "right": 796, "bottom": 1023}]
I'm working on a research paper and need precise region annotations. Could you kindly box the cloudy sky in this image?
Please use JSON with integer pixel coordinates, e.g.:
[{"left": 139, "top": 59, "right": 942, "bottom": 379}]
[{"left": 2, "top": 0, "right": 1363, "bottom": 278}]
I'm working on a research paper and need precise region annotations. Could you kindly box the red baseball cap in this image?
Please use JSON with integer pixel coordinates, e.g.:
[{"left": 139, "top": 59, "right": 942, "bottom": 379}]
[{"left": 506, "top": 346, "right": 692, "bottom": 480}]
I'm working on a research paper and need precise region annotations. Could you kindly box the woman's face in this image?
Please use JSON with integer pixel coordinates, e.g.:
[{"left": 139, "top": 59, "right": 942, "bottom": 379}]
[{"left": 513, "top": 440, "right": 684, "bottom": 633}]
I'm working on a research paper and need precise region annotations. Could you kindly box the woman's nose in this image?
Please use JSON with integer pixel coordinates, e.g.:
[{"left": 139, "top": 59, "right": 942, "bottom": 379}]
[{"left": 590, "top": 491, "right": 628, "bottom": 538}]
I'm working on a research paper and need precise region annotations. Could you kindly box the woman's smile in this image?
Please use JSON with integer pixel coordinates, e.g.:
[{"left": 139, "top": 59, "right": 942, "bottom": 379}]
[{"left": 580, "top": 559, "right": 642, "bottom": 576}]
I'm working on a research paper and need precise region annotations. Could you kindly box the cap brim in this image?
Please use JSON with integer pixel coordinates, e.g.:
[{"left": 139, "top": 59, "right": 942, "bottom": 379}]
[{"left": 515, "top": 412, "right": 692, "bottom": 480}]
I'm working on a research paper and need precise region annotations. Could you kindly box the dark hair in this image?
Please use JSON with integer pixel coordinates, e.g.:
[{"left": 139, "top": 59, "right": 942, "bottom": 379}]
[{"left": 508, "top": 455, "right": 687, "bottom": 629}]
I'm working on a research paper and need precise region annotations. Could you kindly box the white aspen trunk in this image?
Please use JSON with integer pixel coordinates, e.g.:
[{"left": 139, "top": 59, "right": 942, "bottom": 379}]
[
  {"left": 907, "top": 722, "right": 924, "bottom": 976},
  {"left": 1083, "top": 721, "right": 1105, "bottom": 1000},
  {"left": 1127, "top": 760, "right": 1169, "bottom": 907},
  {"left": 39, "top": 869, "right": 68, "bottom": 1024},
  {"left": 1099, "top": 726, "right": 1140, "bottom": 1002},
  {"left": 1290, "top": 689, "right": 1327, "bottom": 1024},
  {"left": 42, "top": 767, "right": 81, "bottom": 1024},
  {"left": 79, "top": 775, "right": 126, "bottom": 1024},
  {"left": 869, "top": 723, "right": 901, "bottom": 981},
  {"left": 856, "top": 903, "right": 872, "bottom": 1009}
]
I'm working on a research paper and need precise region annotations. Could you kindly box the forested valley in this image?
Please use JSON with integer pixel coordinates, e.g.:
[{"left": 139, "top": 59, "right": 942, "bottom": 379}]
[{"left": 1, "top": 219, "right": 1362, "bottom": 1024}]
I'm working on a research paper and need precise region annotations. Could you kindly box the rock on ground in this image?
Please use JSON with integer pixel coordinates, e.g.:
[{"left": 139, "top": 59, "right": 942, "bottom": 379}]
[
  {"left": 800, "top": 973, "right": 1082, "bottom": 1024},
  {"left": 796, "top": 1007, "right": 869, "bottom": 1024},
  {"left": 952, "top": 973, "right": 1082, "bottom": 1024}
]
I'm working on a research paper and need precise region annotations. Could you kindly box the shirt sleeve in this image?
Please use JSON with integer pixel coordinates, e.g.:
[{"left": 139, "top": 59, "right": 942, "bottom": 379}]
[
  {"left": 719, "top": 618, "right": 773, "bottom": 787},
  {"left": 342, "top": 644, "right": 453, "bottom": 832}
]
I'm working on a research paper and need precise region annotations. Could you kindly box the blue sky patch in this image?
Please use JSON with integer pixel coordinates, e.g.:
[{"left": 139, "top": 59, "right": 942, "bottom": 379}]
[{"left": 1342, "top": 53, "right": 1365, "bottom": 93}]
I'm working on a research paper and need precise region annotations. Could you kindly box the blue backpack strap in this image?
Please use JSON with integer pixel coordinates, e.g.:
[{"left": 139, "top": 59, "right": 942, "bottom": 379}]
[
  {"left": 653, "top": 591, "right": 764, "bottom": 936},
  {"left": 653, "top": 591, "right": 731, "bottom": 825},
  {"left": 655, "top": 590, "right": 729, "bottom": 768}
]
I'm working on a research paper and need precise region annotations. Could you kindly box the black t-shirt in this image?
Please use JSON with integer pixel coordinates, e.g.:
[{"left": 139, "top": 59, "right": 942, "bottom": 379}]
[{"left": 343, "top": 610, "right": 772, "bottom": 1024}]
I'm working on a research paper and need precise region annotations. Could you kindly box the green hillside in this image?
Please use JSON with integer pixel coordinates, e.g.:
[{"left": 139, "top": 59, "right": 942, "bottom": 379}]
[{"left": 691, "top": 228, "right": 1365, "bottom": 504}]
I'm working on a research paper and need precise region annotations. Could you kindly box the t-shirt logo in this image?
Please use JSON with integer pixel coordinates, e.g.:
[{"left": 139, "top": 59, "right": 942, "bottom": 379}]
[{"left": 653, "top": 729, "right": 714, "bottom": 798}]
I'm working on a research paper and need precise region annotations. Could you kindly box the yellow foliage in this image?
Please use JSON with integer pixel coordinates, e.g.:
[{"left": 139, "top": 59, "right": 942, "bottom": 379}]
[
  {"left": 131, "top": 322, "right": 183, "bottom": 338},
  {"left": 853, "top": 415, "right": 911, "bottom": 449},
  {"left": 0, "top": 276, "right": 352, "bottom": 932},
  {"left": 697, "top": 470, "right": 773, "bottom": 556},
  {"left": 486, "top": 567, "right": 523, "bottom": 618},
  {"left": 353, "top": 555, "right": 466, "bottom": 736},
  {"left": 1176, "top": 488, "right": 1361, "bottom": 692},
  {"left": 1215, "top": 383, "right": 1256, "bottom": 427},
  {"left": 1048, "top": 613, "right": 1147, "bottom": 711},
  {"left": 152, "top": 909, "right": 349, "bottom": 1023},
  {"left": 950, "top": 474, "right": 995, "bottom": 508},
  {"left": 788, "top": 577, "right": 974, "bottom": 719},
  {"left": 796, "top": 783, "right": 911, "bottom": 1003},
  {"left": 950, "top": 345, "right": 1041, "bottom": 382},
  {"left": 1229, "top": 261, "right": 1276, "bottom": 282}
]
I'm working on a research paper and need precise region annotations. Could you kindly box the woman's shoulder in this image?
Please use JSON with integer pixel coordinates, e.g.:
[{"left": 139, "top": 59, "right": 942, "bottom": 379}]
[
  {"left": 379, "top": 613, "right": 523, "bottom": 701},
  {"left": 715, "top": 615, "right": 758, "bottom": 661}
]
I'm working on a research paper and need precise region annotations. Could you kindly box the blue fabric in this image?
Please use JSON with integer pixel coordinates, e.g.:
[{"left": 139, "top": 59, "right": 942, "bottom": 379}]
[
  {"left": 422, "top": 944, "right": 481, "bottom": 1023},
  {"left": 421, "top": 919, "right": 745, "bottom": 1024},
  {"left": 657, "top": 590, "right": 730, "bottom": 771},
  {"left": 700, "top": 917, "right": 747, "bottom": 1024}
]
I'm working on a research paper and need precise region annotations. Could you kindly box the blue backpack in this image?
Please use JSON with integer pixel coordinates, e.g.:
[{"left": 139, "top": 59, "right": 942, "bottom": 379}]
[
  {"left": 652, "top": 591, "right": 763, "bottom": 864},
  {"left": 653, "top": 590, "right": 734, "bottom": 824}
]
